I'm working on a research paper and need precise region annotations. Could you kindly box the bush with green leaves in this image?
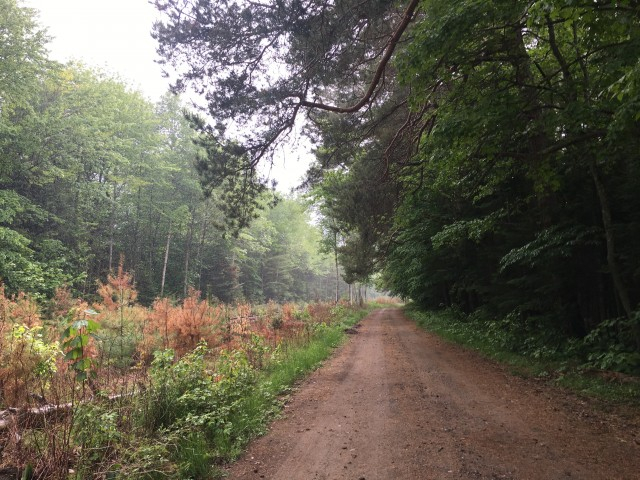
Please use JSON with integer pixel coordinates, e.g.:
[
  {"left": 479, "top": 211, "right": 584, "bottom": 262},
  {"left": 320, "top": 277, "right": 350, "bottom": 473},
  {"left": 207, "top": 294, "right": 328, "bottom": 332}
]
[
  {"left": 582, "top": 313, "right": 640, "bottom": 375},
  {"left": 0, "top": 323, "right": 61, "bottom": 406},
  {"left": 137, "top": 342, "right": 265, "bottom": 474},
  {"left": 72, "top": 402, "right": 122, "bottom": 478}
]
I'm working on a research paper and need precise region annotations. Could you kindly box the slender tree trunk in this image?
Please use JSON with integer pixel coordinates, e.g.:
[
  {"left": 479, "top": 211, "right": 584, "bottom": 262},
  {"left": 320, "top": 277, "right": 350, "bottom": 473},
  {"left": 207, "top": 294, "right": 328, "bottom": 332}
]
[
  {"left": 108, "top": 207, "right": 114, "bottom": 273},
  {"left": 132, "top": 186, "right": 142, "bottom": 272},
  {"left": 147, "top": 191, "right": 155, "bottom": 284},
  {"left": 109, "top": 183, "right": 117, "bottom": 272},
  {"left": 108, "top": 238, "right": 114, "bottom": 273},
  {"left": 334, "top": 232, "right": 339, "bottom": 304},
  {"left": 326, "top": 275, "right": 330, "bottom": 301},
  {"left": 160, "top": 221, "right": 172, "bottom": 298},
  {"left": 195, "top": 210, "right": 209, "bottom": 292},
  {"left": 589, "top": 161, "right": 633, "bottom": 320},
  {"left": 184, "top": 212, "right": 195, "bottom": 297}
]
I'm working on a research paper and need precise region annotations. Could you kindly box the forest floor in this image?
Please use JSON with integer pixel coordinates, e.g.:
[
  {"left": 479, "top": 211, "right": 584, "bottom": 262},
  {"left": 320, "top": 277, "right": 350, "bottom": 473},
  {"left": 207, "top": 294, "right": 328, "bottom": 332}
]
[{"left": 224, "top": 308, "right": 640, "bottom": 480}]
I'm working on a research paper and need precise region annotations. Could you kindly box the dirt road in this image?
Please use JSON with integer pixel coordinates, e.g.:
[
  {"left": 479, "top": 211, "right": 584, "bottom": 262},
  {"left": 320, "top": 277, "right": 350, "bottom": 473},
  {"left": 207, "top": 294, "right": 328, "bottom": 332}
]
[{"left": 226, "top": 308, "right": 640, "bottom": 479}]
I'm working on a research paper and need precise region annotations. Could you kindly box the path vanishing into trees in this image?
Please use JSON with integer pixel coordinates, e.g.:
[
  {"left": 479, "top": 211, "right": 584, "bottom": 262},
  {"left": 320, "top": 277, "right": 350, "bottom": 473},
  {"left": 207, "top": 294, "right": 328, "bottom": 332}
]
[{"left": 226, "top": 308, "right": 640, "bottom": 479}]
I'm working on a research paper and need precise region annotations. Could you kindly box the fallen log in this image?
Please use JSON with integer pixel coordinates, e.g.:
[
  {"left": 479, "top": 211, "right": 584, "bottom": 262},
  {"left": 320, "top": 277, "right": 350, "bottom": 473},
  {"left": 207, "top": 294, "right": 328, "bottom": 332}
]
[
  {"left": 0, "top": 408, "right": 19, "bottom": 431},
  {"left": 0, "top": 403, "right": 72, "bottom": 430},
  {"left": 0, "top": 392, "right": 135, "bottom": 431}
]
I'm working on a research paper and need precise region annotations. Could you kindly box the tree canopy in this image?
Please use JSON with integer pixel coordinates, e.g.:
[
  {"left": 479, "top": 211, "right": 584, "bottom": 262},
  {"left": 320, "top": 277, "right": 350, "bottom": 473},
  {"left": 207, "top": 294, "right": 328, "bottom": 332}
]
[
  {"left": 152, "top": 0, "right": 418, "bottom": 171},
  {"left": 0, "top": 1, "right": 346, "bottom": 305},
  {"left": 153, "top": 0, "right": 640, "bottom": 371}
]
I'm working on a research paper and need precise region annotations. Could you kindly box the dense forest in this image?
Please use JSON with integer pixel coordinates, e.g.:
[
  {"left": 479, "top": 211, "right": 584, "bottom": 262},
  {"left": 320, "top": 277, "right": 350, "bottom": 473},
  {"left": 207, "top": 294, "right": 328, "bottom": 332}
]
[
  {"left": 152, "top": 0, "right": 640, "bottom": 374},
  {"left": 0, "top": 0, "right": 359, "bottom": 307}
]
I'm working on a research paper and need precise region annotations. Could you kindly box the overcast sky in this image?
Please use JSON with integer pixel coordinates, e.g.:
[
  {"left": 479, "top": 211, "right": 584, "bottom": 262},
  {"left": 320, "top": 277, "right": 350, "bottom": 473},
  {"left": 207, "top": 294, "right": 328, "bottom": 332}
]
[
  {"left": 24, "top": 0, "right": 169, "bottom": 100},
  {"left": 23, "top": 0, "right": 311, "bottom": 192}
]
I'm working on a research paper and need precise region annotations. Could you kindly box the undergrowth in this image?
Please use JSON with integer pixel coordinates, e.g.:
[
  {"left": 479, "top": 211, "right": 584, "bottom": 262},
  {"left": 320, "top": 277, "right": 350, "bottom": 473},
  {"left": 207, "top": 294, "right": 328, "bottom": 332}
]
[
  {"left": 404, "top": 305, "right": 640, "bottom": 405},
  {"left": 115, "top": 305, "right": 367, "bottom": 479},
  {"left": 261, "top": 305, "right": 368, "bottom": 399},
  {"left": 9, "top": 303, "right": 370, "bottom": 479},
  {"left": 129, "top": 303, "right": 371, "bottom": 479},
  {"left": 0, "top": 263, "right": 375, "bottom": 479}
]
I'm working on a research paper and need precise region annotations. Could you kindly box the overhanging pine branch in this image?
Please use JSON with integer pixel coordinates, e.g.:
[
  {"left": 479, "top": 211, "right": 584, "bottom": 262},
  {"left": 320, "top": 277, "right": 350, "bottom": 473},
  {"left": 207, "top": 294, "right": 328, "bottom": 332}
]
[{"left": 298, "top": 0, "right": 421, "bottom": 114}]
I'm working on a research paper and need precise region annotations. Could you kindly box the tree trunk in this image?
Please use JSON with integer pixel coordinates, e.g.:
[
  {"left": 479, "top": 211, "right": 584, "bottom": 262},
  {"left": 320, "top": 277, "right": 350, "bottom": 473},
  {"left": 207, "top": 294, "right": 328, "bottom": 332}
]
[
  {"left": 132, "top": 185, "right": 142, "bottom": 272},
  {"left": 195, "top": 210, "right": 209, "bottom": 292},
  {"left": 148, "top": 191, "right": 156, "bottom": 287},
  {"left": 108, "top": 182, "right": 117, "bottom": 272},
  {"left": 184, "top": 212, "right": 195, "bottom": 297},
  {"left": 108, "top": 237, "right": 114, "bottom": 273},
  {"left": 160, "top": 221, "right": 172, "bottom": 298},
  {"left": 589, "top": 161, "right": 633, "bottom": 320},
  {"left": 334, "top": 232, "right": 339, "bottom": 304}
]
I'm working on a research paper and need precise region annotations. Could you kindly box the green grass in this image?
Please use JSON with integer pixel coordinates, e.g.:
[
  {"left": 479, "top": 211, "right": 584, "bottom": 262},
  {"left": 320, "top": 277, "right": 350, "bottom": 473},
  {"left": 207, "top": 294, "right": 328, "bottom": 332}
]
[
  {"left": 553, "top": 373, "right": 640, "bottom": 402},
  {"left": 91, "top": 305, "right": 375, "bottom": 480},
  {"left": 258, "top": 305, "right": 369, "bottom": 405},
  {"left": 404, "top": 305, "right": 640, "bottom": 405},
  {"left": 211, "top": 305, "right": 372, "bottom": 469}
]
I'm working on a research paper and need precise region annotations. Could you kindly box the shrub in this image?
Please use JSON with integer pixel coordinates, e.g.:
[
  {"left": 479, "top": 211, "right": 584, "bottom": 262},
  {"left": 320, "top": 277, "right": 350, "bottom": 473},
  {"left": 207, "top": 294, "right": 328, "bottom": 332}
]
[
  {"left": 0, "top": 323, "right": 61, "bottom": 406},
  {"left": 582, "top": 313, "right": 640, "bottom": 375},
  {"left": 141, "top": 289, "right": 221, "bottom": 358}
]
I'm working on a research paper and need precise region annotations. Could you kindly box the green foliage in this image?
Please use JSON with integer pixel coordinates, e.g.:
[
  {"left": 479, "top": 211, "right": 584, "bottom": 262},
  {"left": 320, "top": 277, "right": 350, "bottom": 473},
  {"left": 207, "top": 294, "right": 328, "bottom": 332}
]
[
  {"left": 153, "top": 0, "right": 401, "bottom": 162},
  {"left": 116, "top": 441, "right": 174, "bottom": 480},
  {"left": 1, "top": 1, "right": 340, "bottom": 306},
  {"left": 8, "top": 323, "right": 60, "bottom": 377},
  {"left": 72, "top": 402, "right": 122, "bottom": 477},
  {"left": 499, "top": 225, "right": 600, "bottom": 272},
  {"left": 582, "top": 314, "right": 640, "bottom": 374},
  {"left": 61, "top": 313, "right": 100, "bottom": 382},
  {"left": 170, "top": 431, "right": 216, "bottom": 479},
  {"left": 310, "top": 155, "right": 394, "bottom": 286},
  {"left": 431, "top": 212, "right": 504, "bottom": 250},
  {"left": 190, "top": 117, "right": 270, "bottom": 234},
  {"left": 139, "top": 342, "right": 261, "bottom": 468},
  {"left": 0, "top": 190, "right": 73, "bottom": 296},
  {"left": 0, "top": 0, "right": 49, "bottom": 107},
  {"left": 1, "top": 317, "right": 62, "bottom": 407},
  {"left": 376, "top": 0, "right": 640, "bottom": 368}
]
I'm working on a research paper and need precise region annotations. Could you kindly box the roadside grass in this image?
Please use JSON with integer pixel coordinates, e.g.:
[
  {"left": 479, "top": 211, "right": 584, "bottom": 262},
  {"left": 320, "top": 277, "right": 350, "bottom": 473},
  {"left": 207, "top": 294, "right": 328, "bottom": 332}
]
[
  {"left": 257, "top": 304, "right": 372, "bottom": 411},
  {"left": 66, "top": 305, "right": 374, "bottom": 480},
  {"left": 404, "top": 305, "right": 640, "bottom": 405},
  {"left": 212, "top": 305, "right": 373, "bottom": 470}
]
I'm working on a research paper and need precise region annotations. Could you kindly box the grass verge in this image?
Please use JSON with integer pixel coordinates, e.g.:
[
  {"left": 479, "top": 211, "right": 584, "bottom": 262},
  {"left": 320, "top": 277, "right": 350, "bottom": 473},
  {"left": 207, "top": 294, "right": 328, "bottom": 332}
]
[
  {"left": 256, "top": 304, "right": 371, "bottom": 412},
  {"left": 213, "top": 305, "right": 373, "bottom": 472},
  {"left": 404, "top": 305, "right": 640, "bottom": 405}
]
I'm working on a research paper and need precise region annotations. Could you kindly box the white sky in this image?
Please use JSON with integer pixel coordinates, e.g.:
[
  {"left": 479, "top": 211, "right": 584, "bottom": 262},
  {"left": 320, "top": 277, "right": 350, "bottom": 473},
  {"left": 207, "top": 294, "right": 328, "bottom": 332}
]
[
  {"left": 25, "top": 0, "right": 169, "bottom": 100},
  {"left": 23, "top": 0, "right": 311, "bottom": 193}
]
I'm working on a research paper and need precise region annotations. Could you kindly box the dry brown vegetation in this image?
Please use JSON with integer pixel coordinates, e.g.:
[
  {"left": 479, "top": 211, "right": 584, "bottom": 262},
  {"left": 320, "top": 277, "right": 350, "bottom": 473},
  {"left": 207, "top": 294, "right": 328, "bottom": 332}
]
[{"left": 0, "top": 265, "right": 352, "bottom": 479}]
